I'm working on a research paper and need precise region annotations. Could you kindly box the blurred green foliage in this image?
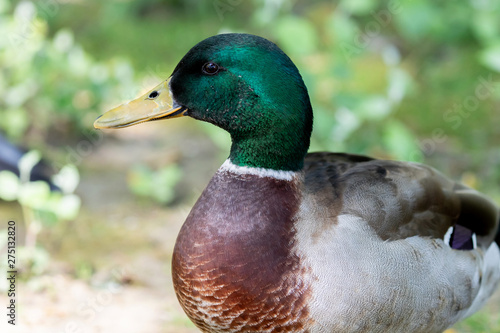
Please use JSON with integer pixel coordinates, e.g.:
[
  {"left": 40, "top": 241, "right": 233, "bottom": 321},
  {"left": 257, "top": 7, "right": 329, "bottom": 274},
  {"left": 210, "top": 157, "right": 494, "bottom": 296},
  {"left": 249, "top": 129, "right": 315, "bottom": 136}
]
[
  {"left": 37, "top": 0, "right": 500, "bottom": 195},
  {"left": 127, "top": 163, "right": 182, "bottom": 204},
  {"left": 0, "top": 150, "right": 80, "bottom": 279},
  {"left": 1, "top": 0, "right": 499, "bottom": 196},
  {"left": 0, "top": 0, "right": 137, "bottom": 143}
]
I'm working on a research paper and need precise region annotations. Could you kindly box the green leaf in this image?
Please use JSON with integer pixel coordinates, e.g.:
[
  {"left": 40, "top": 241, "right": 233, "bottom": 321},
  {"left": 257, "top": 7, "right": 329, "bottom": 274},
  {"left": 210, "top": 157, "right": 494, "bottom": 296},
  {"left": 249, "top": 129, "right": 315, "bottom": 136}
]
[
  {"left": 55, "top": 194, "right": 81, "bottom": 220},
  {"left": 18, "top": 150, "right": 42, "bottom": 183},
  {"left": 386, "top": 67, "right": 412, "bottom": 103},
  {"left": 478, "top": 44, "right": 500, "bottom": 72},
  {"left": 127, "top": 164, "right": 182, "bottom": 204},
  {"left": 127, "top": 164, "right": 154, "bottom": 198},
  {"left": 34, "top": 208, "right": 58, "bottom": 226},
  {"left": 356, "top": 95, "right": 391, "bottom": 121},
  {"left": 394, "top": 2, "right": 439, "bottom": 42},
  {"left": 0, "top": 0, "right": 10, "bottom": 14},
  {"left": 382, "top": 120, "right": 422, "bottom": 162},
  {"left": 332, "top": 107, "right": 361, "bottom": 143},
  {"left": 327, "top": 11, "right": 359, "bottom": 44},
  {"left": 53, "top": 29, "right": 74, "bottom": 53},
  {"left": 52, "top": 164, "right": 80, "bottom": 194},
  {"left": 152, "top": 165, "right": 182, "bottom": 204},
  {"left": 18, "top": 181, "right": 51, "bottom": 208},
  {"left": 340, "top": 0, "right": 377, "bottom": 15},
  {"left": 0, "top": 170, "right": 20, "bottom": 201},
  {"left": 0, "top": 108, "right": 29, "bottom": 140},
  {"left": 471, "top": 11, "right": 500, "bottom": 43},
  {"left": 274, "top": 16, "right": 318, "bottom": 55}
]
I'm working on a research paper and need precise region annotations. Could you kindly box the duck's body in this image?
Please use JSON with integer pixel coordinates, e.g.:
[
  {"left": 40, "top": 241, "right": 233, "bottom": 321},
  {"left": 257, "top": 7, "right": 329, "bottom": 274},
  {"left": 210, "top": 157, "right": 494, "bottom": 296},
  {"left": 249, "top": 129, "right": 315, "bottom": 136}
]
[
  {"left": 95, "top": 33, "right": 500, "bottom": 332},
  {"left": 173, "top": 154, "right": 500, "bottom": 332}
]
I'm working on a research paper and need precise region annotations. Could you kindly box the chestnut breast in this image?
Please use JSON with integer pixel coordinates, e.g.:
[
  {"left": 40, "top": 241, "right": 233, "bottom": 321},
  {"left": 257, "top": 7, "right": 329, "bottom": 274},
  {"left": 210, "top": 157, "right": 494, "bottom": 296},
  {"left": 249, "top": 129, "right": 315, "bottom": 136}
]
[{"left": 172, "top": 170, "right": 312, "bottom": 332}]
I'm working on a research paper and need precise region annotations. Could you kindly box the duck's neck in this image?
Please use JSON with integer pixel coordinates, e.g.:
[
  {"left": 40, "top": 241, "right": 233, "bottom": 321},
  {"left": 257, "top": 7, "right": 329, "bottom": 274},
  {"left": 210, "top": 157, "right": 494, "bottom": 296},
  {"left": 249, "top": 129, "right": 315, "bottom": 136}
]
[
  {"left": 228, "top": 109, "right": 312, "bottom": 172},
  {"left": 229, "top": 134, "right": 308, "bottom": 172}
]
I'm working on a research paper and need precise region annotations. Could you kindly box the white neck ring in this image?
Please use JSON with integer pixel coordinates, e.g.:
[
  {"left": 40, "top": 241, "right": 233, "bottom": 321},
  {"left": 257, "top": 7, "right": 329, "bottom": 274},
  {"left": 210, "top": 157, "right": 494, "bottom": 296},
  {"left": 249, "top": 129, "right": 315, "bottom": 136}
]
[{"left": 219, "top": 159, "right": 297, "bottom": 181}]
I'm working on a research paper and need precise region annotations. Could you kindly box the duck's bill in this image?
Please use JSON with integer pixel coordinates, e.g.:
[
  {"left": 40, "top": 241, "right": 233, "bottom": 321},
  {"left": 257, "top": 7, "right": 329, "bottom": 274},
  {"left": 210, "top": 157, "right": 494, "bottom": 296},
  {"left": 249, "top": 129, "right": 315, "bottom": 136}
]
[{"left": 94, "top": 78, "right": 187, "bottom": 129}]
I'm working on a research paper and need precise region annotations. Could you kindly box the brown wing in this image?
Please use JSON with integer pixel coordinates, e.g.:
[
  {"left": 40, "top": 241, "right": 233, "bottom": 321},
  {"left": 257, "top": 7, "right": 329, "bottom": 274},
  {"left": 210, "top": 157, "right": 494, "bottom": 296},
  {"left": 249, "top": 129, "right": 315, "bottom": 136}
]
[{"left": 304, "top": 152, "right": 499, "bottom": 248}]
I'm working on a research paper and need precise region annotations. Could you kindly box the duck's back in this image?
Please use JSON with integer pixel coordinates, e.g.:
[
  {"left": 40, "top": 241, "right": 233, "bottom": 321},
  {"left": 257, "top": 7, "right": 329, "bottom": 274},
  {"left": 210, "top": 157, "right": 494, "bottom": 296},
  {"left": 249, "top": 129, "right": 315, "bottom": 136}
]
[{"left": 295, "top": 152, "right": 500, "bottom": 332}]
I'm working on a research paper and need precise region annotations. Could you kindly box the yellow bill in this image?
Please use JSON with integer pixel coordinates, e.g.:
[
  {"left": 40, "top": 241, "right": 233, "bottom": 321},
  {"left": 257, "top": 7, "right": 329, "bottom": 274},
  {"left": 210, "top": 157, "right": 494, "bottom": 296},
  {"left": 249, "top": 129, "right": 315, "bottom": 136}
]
[{"left": 94, "top": 78, "right": 186, "bottom": 129}]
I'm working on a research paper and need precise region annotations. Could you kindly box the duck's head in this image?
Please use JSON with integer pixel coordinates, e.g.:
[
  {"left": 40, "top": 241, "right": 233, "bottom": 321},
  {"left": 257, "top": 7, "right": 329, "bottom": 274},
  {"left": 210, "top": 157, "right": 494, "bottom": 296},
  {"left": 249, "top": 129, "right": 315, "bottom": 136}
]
[{"left": 94, "top": 33, "right": 313, "bottom": 171}]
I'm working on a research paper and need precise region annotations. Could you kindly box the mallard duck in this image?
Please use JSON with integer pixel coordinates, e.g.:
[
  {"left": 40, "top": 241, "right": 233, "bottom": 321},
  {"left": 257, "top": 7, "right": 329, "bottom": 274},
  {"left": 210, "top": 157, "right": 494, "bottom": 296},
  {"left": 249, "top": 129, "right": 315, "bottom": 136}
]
[
  {"left": 0, "top": 132, "right": 59, "bottom": 191},
  {"left": 94, "top": 33, "right": 500, "bottom": 333}
]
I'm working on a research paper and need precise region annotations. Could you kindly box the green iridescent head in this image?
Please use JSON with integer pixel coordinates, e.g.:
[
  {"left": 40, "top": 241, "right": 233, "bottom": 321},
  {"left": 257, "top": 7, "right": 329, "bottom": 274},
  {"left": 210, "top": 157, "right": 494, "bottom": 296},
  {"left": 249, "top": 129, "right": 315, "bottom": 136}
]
[{"left": 94, "top": 33, "right": 313, "bottom": 171}]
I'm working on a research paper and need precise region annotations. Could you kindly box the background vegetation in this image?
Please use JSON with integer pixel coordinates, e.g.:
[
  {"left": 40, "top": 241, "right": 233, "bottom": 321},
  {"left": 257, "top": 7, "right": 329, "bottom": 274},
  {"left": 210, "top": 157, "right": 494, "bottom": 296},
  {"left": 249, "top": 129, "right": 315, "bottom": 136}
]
[{"left": 0, "top": 0, "right": 499, "bottom": 332}]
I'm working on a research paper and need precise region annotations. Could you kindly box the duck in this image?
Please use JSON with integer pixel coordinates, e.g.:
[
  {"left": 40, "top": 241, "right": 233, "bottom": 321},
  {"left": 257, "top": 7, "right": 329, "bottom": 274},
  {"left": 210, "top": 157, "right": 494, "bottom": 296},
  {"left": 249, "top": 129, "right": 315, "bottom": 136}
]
[
  {"left": 94, "top": 33, "right": 500, "bottom": 333},
  {"left": 0, "top": 132, "right": 59, "bottom": 192}
]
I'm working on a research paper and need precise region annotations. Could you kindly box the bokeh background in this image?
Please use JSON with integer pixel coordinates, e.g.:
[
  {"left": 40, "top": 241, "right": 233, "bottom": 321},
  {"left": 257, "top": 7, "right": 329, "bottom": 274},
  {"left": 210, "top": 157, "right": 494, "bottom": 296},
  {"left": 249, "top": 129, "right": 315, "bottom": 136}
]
[{"left": 0, "top": 0, "right": 499, "bottom": 332}]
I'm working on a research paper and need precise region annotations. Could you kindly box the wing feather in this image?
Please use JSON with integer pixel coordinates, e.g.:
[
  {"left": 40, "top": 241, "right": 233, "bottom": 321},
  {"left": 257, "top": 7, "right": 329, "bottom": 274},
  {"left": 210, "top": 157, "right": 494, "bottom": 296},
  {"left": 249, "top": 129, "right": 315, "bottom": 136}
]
[{"left": 304, "top": 152, "right": 499, "bottom": 249}]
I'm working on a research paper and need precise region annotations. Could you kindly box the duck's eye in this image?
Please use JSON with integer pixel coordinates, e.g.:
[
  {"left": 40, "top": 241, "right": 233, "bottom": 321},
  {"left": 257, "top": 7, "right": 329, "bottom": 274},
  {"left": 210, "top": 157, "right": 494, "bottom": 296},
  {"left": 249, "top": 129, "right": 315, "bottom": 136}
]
[
  {"left": 202, "top": 62, "right": 219, "bottom": 75},
  {"left": 148, "top": 91, "right": 159, "bottom": 99}
]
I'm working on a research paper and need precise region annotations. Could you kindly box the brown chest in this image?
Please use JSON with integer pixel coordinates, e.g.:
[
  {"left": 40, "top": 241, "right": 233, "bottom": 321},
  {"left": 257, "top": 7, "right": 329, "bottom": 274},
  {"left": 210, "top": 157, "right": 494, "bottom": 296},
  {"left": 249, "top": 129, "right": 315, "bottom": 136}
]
[{"left": 172, "top": 171, "right": 312, "bottom": 332}]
